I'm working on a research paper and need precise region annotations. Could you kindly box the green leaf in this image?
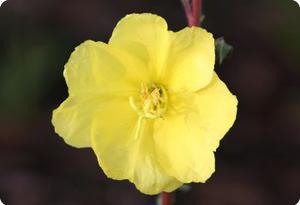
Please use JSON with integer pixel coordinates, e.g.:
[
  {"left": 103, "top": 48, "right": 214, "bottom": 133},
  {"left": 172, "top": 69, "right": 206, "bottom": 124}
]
[
  {"left": 178, "top": 184, "right": 191, "bottom": 193},
  {"left": 200, "top": 15, "right": 205, "bottom": 24},
  {"left": 215, "top": 37, "right": 233, "bottom": 65}
]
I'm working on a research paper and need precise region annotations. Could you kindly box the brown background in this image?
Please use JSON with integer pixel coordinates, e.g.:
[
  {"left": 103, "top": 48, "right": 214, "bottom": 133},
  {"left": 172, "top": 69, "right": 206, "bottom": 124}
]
[{"left": 0, "top": 0, "right": 300, "bottom": 204}]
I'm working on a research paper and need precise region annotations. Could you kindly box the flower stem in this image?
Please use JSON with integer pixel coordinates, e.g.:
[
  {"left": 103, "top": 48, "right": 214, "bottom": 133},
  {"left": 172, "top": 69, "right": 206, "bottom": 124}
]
[
  {"left": 160, "top": 192, "right": 172, "bottom": 205},
  {"left": 180, "top": 0, "right": 202, "bottom": 27}
]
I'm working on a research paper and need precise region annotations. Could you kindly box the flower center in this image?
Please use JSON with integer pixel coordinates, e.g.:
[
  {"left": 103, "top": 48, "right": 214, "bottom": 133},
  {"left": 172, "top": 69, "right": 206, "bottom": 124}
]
[{"left": 129, "top": 83, "right": 168, "bottom": 119}]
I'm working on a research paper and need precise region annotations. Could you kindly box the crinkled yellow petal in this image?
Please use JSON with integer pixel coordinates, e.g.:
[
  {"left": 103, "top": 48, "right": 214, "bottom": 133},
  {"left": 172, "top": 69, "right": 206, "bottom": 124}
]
[
  {"left": 52, "top": 96, "right": 98, "bottom": 148},
  {"left": 154, "top": 73, "right": 237, "bottom": 183},
  {"left": 64, "top": 40, "right": 143, "bottom": 97},
  {"left": 154, "top": 115, "right": 216, "bottom": 183},
  {"left": 64, "top": 40, "right": 126, "bottom": 95},
  {"left": 53, "top": 40, "right": 144, "bottom": 147},
  {"left": 109, "top": 13, "right": 170, "bottom": 79},
  {"left": 194, "top": 73, "right": 238, "bottom": 151},
  {"left": 91, "top": 99, "right": 182, "bottom": 195},
  {"left": 163, "top": 27, "right": 215, "bottom": 92}
]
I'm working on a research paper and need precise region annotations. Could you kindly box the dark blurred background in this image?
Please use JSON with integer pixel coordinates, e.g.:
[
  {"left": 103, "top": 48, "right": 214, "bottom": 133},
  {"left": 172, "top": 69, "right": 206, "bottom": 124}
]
[{"left": 0, "top": 0, "right": 299, "bottom": 204}]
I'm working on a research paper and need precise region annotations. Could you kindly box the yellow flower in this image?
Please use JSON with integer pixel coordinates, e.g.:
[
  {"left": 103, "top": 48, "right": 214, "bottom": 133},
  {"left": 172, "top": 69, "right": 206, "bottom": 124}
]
[{"left": 52, "top": 13, "right": 238, "bottom": 195}]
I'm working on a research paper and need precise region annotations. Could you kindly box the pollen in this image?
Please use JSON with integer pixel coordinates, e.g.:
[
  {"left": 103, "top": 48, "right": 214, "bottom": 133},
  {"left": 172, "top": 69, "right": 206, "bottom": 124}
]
[{"left": 130, "top": 83, "right": 168, "bottom": 119}]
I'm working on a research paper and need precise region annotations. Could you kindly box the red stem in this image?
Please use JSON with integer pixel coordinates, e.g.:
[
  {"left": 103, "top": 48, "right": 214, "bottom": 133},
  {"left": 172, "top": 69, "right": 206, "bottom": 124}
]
[
  {"left": 192, "top": 0, "right": 201, "bottom": 26},
  {"left": 181, "top": 0, "right": 202, "bottom": 27},
  {"left": 161, "top": 192, "right": 172, "bottom": 205}
]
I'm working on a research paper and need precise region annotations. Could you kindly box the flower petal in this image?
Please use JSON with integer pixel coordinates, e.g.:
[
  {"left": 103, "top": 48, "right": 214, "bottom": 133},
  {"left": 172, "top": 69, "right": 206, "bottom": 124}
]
[
  {"left": 194, "top": 73, "right": 238, "bottom": 150},
  {"left": 154, "top": 73, "right": 237, "bottom": 183},
  {"left": 64, "top": 40, "right": 147, "bottom": 95},
  {"left": 64, "top": 40, "right": 124, "bottom": 95},
  {"left": 163, "top": 27, "right": 215, "bottom": 92},
  {"left": 52, "top": 96, "right": 99, "bottom": 148},
  {"left": 53, "top": 40, "right": 145, "bottom": 147},
  {"left": 109, "top": 13, "right": 170, "bottom": 79},
  {"left": 91, "top": 99, "right": 182, "bottom": 195}
]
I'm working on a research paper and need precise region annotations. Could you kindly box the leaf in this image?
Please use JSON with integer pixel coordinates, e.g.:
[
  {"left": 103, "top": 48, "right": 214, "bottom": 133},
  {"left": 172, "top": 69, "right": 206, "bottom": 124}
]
[
  {"left": 215, "top": 37, "right": 233, "bottom": 65},
  {"left": 200, "top": 14, "right": 205, "bottom": 24},
  {"left": 178, "top": 184, "right": 191, "bottom": 193}
]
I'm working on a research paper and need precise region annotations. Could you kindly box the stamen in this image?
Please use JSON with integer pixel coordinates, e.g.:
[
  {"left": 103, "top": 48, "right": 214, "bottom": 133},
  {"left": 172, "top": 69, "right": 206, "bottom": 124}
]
[{"left": 129, "top": 83, "right": 168, "bottom": 119}]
